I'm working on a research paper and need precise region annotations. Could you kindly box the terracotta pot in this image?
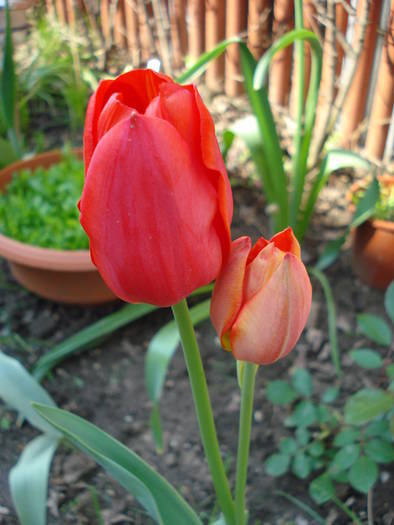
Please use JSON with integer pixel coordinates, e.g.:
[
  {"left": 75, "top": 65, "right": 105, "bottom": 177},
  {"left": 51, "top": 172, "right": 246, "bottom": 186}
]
[
  {"left": 348, "top": 176, "right": 394, "bottom": 289},
  {"left": 0, "top": 150, "right": 117, "bottom": 304}
]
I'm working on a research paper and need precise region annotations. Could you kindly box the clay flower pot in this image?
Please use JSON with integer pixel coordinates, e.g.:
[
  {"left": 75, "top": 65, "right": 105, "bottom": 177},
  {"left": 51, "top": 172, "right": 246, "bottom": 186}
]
[
  {"left": 349, "top": 176, "right": 394, "bottom": 290},
  {"left": 0, "top": 150, "right": 116, "bottom": 304}
]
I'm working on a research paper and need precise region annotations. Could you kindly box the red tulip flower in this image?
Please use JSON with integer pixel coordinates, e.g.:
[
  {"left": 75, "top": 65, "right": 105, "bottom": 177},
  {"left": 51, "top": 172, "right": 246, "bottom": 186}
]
[
  {"left": 79, "top": 69, "right": 233, "bottom": 306},
  {"left": 210, "top": 228, "right": 312, "bottom": 365}
]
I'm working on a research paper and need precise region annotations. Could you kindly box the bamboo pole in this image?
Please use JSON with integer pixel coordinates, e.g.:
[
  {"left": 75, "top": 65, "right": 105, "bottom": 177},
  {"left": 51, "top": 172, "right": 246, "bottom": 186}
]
[
  {"left": 100, "top": 0, "right": 112, "bottom": 49},
  {"left": 55, "top": 0, "right": 66, "bottom": 22},
  {"left": 124, "top": 0, "right": 141, "bottom": 66},
  {"left": 205, "top": 0, "right": 225, "bottom": 91},
  {"left": 340, "top": 0, "right": 383, "bottom": 147},
  {"left": 187, "top": 0, "right": 205, "bottom": 60},
  {"left": 365, "top": 1, "right": 394, "bottom": 159},
  {"left": 247, "top": 0, "right": 271, "bottom": 60},
  {"left": 269, "top": 0, "right": 294, "bottom": 106},
  {"left": 114, "top": 0, "right": 127, "bottom": 48},
  {"left": 169, "top": 0, "right": 187, "bottom": 69},
  {"left": 225, "top": 0, "right": 247, "bottom": 96}
]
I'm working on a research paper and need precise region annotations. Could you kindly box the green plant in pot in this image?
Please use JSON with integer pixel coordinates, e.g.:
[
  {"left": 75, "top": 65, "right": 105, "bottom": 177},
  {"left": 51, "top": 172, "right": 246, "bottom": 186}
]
[
  {"left": 0, "top": 148, "right": 115, "bottom": 304},
  {"left": 348, "top": 175, "right": 394, "bottom": 289}
]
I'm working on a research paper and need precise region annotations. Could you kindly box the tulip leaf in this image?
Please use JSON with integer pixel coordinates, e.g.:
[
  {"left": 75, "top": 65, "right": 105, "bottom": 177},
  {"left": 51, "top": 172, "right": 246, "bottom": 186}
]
[
  {"left": 32, "top": 303, "right": 157, "bottom": 381},
  {"left": 145, "top": 299, "right": 211, "bottom": 450},
  {"left": 33, "top": 404, "right": 202, "bottom": 525},
  {"left": 0, "top": 351, "right": 60, "bottom": 435},
  {"left": 384, "top": 281, "right": 394, "bottom": 323},
  {"left": 9, "top": 435, "right": 59, "bottom": 525}
]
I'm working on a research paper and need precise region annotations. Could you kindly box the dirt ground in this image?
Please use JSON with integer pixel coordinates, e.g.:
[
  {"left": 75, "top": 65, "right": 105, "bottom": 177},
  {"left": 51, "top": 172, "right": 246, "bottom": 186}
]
[{"left": 0, "top": 93, "right": 393, "bottom": 525}]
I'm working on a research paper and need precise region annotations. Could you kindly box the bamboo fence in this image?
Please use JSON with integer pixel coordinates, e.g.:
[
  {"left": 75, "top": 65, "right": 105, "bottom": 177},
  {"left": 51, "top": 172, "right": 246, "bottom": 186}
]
[{"left": 5, "top": 0, "right": 394, "bottom": 160}]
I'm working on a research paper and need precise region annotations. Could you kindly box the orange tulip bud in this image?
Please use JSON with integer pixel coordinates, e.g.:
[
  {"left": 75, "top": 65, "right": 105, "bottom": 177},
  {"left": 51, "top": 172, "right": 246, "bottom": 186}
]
[{"left": 210, "top": 228, "right": 312, "bottom": 365}]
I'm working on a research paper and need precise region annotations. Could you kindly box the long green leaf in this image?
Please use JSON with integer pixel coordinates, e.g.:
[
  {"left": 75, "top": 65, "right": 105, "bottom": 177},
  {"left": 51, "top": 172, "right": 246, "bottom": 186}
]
[
  {"left": 308, "top": 268, "right": 341, "bottom": 378},
  {"left": 351, "top": 176, "right": 380, "bottom": 228},
  {"left": 176, "top": 37, "right": 241, "bottom": 84},
  {"left": 145, "top": 299, "right": 211, "bottom": 450},
  {"left": 239, "top": 42, "right": 288, "bottom": 231},
  {"left": 299, "top": 150, "right": 371, "bottom": 241},
  {"left": 1, "top": 0, "right": 15, "bottom": 130},
  {"left": 0, "top": 351, "right": 59, "bottom": 435},
  {"left": 32, "top": 304, "right": 156, "bottom": 381},
  {"left": 33, "top": 405, "right": 202, "bottom": 525},
  {"left": 9, "top": 435, "right": 59, "bottom": 525}
]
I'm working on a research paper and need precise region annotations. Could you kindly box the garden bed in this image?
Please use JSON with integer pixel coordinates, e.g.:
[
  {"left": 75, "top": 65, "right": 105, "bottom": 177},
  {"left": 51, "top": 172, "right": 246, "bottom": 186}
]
[{"left": 0, "top": 174, "right": 393, "bottom": 524}]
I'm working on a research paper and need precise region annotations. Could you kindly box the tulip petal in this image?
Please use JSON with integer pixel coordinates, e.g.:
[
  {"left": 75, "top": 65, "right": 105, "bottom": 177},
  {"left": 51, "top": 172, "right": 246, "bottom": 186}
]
[
  {"left": 80, "top": 113, "right": 225, "bottom": 306},
  {"left": 83, "top": 70, "right": 171, "bottom": 171},
  {"left": 270, "top": 227, "right": 301, "bottom": 258},
  {"left": 231, "top": 253, "right": 312, "bottom": 365},
  {"left": 97, "top": 93, "right": 135, "bottom": 143},
  {"left": 243, "top": 243, "right": 284, "bottom": 304},
  {"left": 210, "top": 237, "right": 252, "bottom": 349}
]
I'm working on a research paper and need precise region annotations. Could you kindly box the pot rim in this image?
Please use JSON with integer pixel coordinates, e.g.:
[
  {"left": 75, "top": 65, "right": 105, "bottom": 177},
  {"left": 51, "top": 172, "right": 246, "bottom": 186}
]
[{"left": 0, "top": 149, "right": 95, "bottom": 272}]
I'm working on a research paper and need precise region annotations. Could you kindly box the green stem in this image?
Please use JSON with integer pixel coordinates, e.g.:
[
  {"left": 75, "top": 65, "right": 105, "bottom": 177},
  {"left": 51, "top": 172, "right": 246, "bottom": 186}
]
[
  {"left": 234, "top": 362, "right": 258, "bottom": 525},
  {"left": 332, "top": 496, "right": 363, "bottom": 525},
  {"left": 171, "top": 300, "right": 235, "bottom": 525}
]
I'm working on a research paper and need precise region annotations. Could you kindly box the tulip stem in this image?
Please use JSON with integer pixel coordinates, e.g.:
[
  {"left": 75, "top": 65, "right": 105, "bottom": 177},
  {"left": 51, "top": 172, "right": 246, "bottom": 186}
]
[
  {"left": 172, "top": 299, "right": 236, "bottom": 525},
  {"left": 234, "top": 361, "right": 258, "bottom": 525}
]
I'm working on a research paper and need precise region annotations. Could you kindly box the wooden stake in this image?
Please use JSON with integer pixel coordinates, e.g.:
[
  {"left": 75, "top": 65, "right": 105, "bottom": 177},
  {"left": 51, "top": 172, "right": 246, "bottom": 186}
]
[
  {"left": 169, "top": 0, "right": 187, "bottom": 69},
  {"left": 205, "top": 0, "right": 225, "bottom": 91},
  {"left": 124, "top": 0, "right": 141, "bottom": 65},
  {"left": 187, "top": 0, "right": 205, "bottom": 60},
  {"left": 225, "top": 0, "right": 247, "bottom": 96},
  {"left": 247, "top": 0, "right": 271, "bottom": 60},
  {"left": 365, "top": 2, "right": 394, "bottom": 159}
]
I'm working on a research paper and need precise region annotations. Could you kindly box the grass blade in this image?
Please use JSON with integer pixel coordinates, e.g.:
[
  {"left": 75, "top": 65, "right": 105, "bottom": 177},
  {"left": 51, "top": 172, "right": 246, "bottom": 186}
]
[
  {"left": 274, "top": 490, "right": 326, "bottom": 524},
  {"left": 32, "top": 304, "right": 156, "bottom": 381},
  {"left": 309, "top": 268, "right": 341, "bottom": 378}
]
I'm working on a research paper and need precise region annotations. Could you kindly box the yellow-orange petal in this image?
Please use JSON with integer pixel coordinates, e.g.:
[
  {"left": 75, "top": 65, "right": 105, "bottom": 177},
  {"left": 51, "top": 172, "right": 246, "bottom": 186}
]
[
  {"left": 210, "top": 237, "right": 251, "bottom": 349},
  {"left": 270, "top": 227, "right": 301, "bottom": 259},
  {"left": 230, "top": 253, "right": 312, "bottom": 365}
]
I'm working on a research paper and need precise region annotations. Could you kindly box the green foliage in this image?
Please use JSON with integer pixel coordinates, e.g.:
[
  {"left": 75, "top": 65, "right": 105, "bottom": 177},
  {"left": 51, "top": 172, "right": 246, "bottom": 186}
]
[
  {"left": 0, "top": 149, "right": 88, "bottom": 249},
  {"left": 357, "top": 313, "right": 392, "bottom": 346},
  {"left": 15, "top": 15, "right": 98, "bottom": 130},
  {"left": 351, "top": 177, "right": 394, "bottom": 222}
]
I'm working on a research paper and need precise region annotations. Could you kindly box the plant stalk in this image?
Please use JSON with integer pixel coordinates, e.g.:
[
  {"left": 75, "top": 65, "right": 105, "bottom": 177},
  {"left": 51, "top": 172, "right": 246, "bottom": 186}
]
[
  {"left": 172, "top": 299, "right": 235, "bottom": 525},
  {"left": 234, "top": 361, "right": 258, "bottom": 525}
]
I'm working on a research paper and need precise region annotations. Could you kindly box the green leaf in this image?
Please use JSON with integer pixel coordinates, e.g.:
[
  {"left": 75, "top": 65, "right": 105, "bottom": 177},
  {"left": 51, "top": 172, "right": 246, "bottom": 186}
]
[
  {"left": 384, "top": 281, "right": 394, "bottom": 323},
  {"left": 0, "top": 351, "right": 60, "bottom": 435},
  {"left": 322, "top": 386, "right": 340, "bottom": 404},
  {"left": 308, "top": 441, "right": 325, "bottom": 458},
  {"left": 348, "top": 456, "right": 378, "bottom": 493},
  {"left": 351, "top": 177, "right": 380, "bottom": 228},
  {"left": 295, "top": 427, "right": 310, "bottom": 446},
  {"left": 274, "top": 491, "right": 326, "bottom": 524},
  {"left": 265, "top": 453, "right": 291, "bottom": 477},
  {"left": 9, "top": 435, "right": 59, "bottom": 525},
  {"left": 33, "top": 405, "right": 202, "bottom": 525},
  {"left": 239, "top": 41, "right": 288, "bottom": 231},
  {"left": 33, "top": 303, "right": 157, "bottom": 381},
  {"left": 0, "top": 137, "right": 18, "bottom": 167},
  {"left": 266, "top": 380, "right": 298, "bottom": 405},
  {"left": 364, "top": 438, "right": 394, "bottom": 464},
  {"left": 292, "top": 368, "right": 313, "bottom": 397},
  {"left": 286, "top": 400, "right": 317, "bottom": 428},
  {"left": 333, "top": 428, "right": 361, "bottom": 447},
  {"left": 1, "top": 0, "right": 16, "bottom": 130},
  {"left": 149, "top": 404, "right": 163, "bottom": 454},
  {"left": 177, "top": 37, "right": 241, "bottom": 84},
  {"left": 315, "top": 235, "right": 347, "bottom": 271},
  {"left": 364, "top": 420, "right": 390, "bottom": 438},
  {"left": 386, "top": 364, "right": 394, "bottom": 379},
  {"left": 292, "top": 451, "right": 312, "bottom": 479},
  {"left": 279, "top": 437, "right": 298, "bottom": 455},
  {"left": 329, "top": 444, "right": 360, "bottom": 475},
  {"left": 350, "top": 349, "right": 383, "bottom": 369},
  {"left": 316, "top": 404, "right": 332, "bottom": 424},
  {"left": 344, "top": 388, "right": 394, "bottom": 425},
  {"left": 309, "top": 473, "right": 335, "bottom": 504},
  {"left": 300, "top": 151, "right": 370, "bottom": 243},
  {"left": 357, "top": 314, "right": 392, "bottom": 346}
]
